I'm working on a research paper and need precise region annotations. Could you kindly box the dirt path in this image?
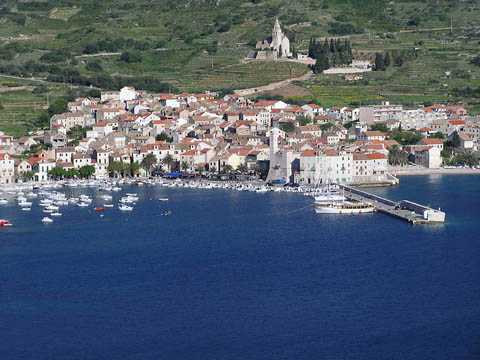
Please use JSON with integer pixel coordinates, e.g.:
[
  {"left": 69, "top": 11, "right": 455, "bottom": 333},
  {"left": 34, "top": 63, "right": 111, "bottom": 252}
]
[{"left": 234, "top": 71, "right": 314, "bottom": 97}]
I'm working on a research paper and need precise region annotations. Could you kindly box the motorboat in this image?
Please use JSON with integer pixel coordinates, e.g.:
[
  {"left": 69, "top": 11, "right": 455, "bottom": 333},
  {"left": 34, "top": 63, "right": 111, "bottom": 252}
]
[
  {"left": 0, "top": 219, "right": 12, "bottom": 227},
  {"left": 41, "top": 217, "right": 53, "bottom": 223},
  {"left": 119, "top": 205, "right": 133, "bottom": 211}
]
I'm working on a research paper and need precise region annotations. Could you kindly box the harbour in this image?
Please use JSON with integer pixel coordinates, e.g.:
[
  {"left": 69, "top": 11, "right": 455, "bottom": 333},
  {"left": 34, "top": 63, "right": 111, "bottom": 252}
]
[{"left": 340, "top": 185, "right": 446, "bottom": 224}]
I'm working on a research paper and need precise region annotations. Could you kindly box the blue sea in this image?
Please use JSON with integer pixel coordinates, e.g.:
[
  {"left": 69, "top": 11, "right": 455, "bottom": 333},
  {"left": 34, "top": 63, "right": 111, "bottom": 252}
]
[{"left": 1, "top": 175, "right": 479, "bottom": 360}]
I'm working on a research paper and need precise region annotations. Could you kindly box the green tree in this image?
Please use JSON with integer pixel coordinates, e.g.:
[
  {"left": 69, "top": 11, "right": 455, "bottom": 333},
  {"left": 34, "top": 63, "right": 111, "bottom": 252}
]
[
  {"left": 162, "top": 154, "right": 174, "bottom": 172},
  {"left": 108, "top": 161, "right": 124, "bottom": 178},
  {"left": 78, "top": 165, "right": 95, "bottom": 179},
  {"left": 21, "top": 171, "right": 35, "bottom": 182},
  {"left": 130, "top": 161, "right": 141, "bottom": 177},
  {"left": 141, "top": 153, "right": 157, "bottom": 175},
  {"left": 370, "top": 123, "right": 389, "bottom": 132},
  {"left": 155, "top": 133, "right": 173, "bottom": 142},
  {"left": 430, "top": 132, "right": 445, "bottom": 139},
  {"left": 374, "top": 53, "right": 385, "bottom": 71},
  {"left": 388, "top": 145, "right": 409, "bottom": 166},
  {"left": 222, "top": 164, "right": 233, "bottom": 174},
  {"left": 65, "top": 168, "right": 79, "bottom": 179},
  {"left": 48, "top": 167, "right": 67, "bottom": 180},
  {"left": 181, "top": 161, "right": 189, "bottom": 172}
]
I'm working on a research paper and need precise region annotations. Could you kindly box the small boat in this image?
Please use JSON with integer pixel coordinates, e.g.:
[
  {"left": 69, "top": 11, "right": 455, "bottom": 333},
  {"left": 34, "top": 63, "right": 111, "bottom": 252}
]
[
  {"left": 51, "top": 212, "right": 62, "bottom": 217},
  {"left": 21, "top": 208, "right": 31, "bottom": 211},
  {"left": 95, "top": 207, "right": 105, "bottom": 212},
  {"left": 161, "top": 210, "right": 172, "bottom": 216},
  {"left": 119, "top": 205, "right": 133, "bottom": 211},
  {"left": 104, "top": 204, "right": 114, "bottom": 208},
  {"left": 0, "top": 219, "right": 12, "bottom": 227},
  {"left": 41, "top": 217, "right": 53, "bottom": 223},
  {"left": 0, "top": 198, "right": 8, "bottom": 205},
  {"left": 77, "top": 202, "right": 89, "bottom": 207},
  {"left": 159, "top": 198, "right": 169, "bottom": 201}
]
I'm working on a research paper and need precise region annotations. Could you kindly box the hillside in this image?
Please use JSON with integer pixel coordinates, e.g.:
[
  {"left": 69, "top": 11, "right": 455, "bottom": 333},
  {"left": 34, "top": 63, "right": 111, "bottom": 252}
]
[{"left": 1, "top": 0, "right": 480, "bottom": 135}]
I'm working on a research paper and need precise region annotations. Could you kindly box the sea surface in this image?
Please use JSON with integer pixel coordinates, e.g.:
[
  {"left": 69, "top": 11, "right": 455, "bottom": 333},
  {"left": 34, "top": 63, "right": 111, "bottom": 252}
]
[{"left": 0, "top": 175, "right": 479, "bottom": 360}]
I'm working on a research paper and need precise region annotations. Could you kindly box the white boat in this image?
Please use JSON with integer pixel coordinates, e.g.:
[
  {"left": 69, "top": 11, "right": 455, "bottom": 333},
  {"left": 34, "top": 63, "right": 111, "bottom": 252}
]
[
  {"left": 104, "top": 204, "right": 114, "bottom": 208},
  {"left": 119, "top": 205, "right": 133, "bottom": 211},
  {"left": 78, "top": 202, "right": 89, "bottom": 207},
  {"left": 0, "top": 198, "right": 8, "bottom": 205},
  {"left": 314, "top": 188, "right": 375, "bottom": 214},
  {"left": 159, "top": 198, "right": 169, "bottom": 201},
  {"left": 21, "top": 207, "right": 31, "bottom": 211},
  {"left": 42, "top": 217, "right": 54, "bottom": 223},
  {"left": 18, "top": 201, "right": 33, "bottom": 207},
  {"left": 51, "top": 212, "right": 62, "bottom": 217}
]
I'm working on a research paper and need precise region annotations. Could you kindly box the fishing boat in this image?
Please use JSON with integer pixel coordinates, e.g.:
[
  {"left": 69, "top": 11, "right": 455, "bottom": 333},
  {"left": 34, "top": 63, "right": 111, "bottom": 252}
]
[
  {"left": 95, "top": 207, "right": 105, "bottom": 212},
  {"left": 0, "top": 219, "right": 12, "bottom": 227}
]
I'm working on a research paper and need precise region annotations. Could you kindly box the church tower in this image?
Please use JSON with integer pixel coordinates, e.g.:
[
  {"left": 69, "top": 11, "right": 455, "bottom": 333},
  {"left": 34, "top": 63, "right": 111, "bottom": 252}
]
[
  {"left": 270, "top": 17, "right": 291, "bottom": 58},
  {"left": 271, "top": 17, "right": 283, "bottom": 52}
]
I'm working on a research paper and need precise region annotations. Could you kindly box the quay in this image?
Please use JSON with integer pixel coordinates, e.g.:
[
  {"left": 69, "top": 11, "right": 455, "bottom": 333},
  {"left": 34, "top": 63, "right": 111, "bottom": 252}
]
[{"left": 340, "top": 185, "right": 446, "bottom": 224}]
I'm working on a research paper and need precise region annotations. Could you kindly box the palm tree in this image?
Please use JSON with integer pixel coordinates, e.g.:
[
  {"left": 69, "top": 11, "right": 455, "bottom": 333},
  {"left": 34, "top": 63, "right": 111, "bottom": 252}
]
[
  {"left": 181, "top": 161, "right": 189, "bottom": 172},
  {"left": 130, "top": 161, "right": 141, "bottom": 177},
  {"left": 163, "top": 154, "right": 174, "bottom": 172},
  {"left": 222, "top": 164, "right": 233, "bottom": 174},
  {"left": 141, "top": 153, "right": 157, "bottom": 176}
]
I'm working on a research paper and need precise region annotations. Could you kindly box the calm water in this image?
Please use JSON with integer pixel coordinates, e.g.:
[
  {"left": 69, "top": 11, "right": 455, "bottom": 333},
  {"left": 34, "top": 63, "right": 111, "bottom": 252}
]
[{"left": 0, "top": 176, "right": 479, "bottom": 359}]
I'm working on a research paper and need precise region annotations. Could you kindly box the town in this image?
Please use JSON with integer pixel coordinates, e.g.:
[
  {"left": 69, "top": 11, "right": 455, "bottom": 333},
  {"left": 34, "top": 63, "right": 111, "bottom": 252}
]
[{"left": 0, "top": 85, "right": 479, "bottom": 186}]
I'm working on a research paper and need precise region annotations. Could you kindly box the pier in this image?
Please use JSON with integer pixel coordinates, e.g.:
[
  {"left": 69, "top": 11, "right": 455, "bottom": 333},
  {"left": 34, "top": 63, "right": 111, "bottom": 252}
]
[{"left": 340, "top": 185, "right": 446, "bottom": 224}]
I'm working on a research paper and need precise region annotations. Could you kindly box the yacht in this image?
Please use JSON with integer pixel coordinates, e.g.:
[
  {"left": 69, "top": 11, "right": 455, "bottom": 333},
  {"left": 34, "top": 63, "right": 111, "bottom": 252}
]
[{"left": 314, "top": 191, "right": 375, "bottom": 214}]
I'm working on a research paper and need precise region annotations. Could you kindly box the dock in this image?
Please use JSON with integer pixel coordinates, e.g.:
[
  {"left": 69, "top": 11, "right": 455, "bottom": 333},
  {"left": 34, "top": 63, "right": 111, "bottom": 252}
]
[{"left": 340, "top": 185, "right": 446, "bottom": 224}]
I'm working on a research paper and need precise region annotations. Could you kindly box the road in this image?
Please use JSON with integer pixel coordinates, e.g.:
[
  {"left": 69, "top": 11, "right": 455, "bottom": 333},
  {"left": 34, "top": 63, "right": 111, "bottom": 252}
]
[{"left": 234, "top": 71, "right": 314, "bottom": 97}]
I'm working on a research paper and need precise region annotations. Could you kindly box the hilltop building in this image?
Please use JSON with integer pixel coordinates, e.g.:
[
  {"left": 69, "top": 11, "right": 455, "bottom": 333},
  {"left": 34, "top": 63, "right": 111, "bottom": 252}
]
[{"left": 254, "top": 18, "right": 292, "bottom": 60}]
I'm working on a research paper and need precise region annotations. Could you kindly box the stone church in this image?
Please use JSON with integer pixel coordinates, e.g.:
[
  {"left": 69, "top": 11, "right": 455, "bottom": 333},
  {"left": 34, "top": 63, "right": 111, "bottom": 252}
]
[{"left": 253, "top": 18, "right": 292, "bottom": 60}]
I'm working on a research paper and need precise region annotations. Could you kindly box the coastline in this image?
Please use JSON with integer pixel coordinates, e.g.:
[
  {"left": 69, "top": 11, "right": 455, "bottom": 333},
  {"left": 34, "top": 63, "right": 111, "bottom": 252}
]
[{"left": 389, "top": 167, "right": 480, "bottom": 176}]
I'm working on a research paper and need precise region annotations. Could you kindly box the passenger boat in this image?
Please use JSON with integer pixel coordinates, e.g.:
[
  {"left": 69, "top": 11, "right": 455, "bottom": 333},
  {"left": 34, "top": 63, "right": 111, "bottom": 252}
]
[
  {"left": 314, "top": 189, "right": 376, "bottom": 214},
  {"left": 0, "top": 219, "right": 12, "bottom": 227}
]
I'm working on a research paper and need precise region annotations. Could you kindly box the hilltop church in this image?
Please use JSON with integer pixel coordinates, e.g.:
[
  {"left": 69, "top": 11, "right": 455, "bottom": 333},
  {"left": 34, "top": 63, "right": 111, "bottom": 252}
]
[{"left": 253, "top": 18, "right": 292, "bottom": 60}]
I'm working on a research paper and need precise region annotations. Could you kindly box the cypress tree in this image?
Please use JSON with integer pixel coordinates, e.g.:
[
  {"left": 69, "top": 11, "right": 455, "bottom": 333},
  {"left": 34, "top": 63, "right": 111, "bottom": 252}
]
[
  {"left": 384, "top": 52, "right": 391, "bottom": 67},
  {"left": 374, "top": 53, "right": 385, "bottom": 71}
]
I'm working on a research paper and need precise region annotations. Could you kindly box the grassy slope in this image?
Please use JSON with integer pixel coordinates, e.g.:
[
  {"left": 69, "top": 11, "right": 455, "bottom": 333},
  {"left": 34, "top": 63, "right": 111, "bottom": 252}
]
[{"left": 1, "top": 0, "right": 480, "bottom": 135}]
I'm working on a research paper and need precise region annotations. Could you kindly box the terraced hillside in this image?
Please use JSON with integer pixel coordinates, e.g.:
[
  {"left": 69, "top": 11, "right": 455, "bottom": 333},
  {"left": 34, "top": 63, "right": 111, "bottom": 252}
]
[{"left": 1, "top": 0, "right": 480, "bottom": 135}]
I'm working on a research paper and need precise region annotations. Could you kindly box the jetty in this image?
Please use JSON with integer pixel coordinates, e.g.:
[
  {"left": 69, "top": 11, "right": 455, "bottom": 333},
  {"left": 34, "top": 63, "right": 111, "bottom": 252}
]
[{"left": 340, "top": 185, "right": 446, "bottom": 224}]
